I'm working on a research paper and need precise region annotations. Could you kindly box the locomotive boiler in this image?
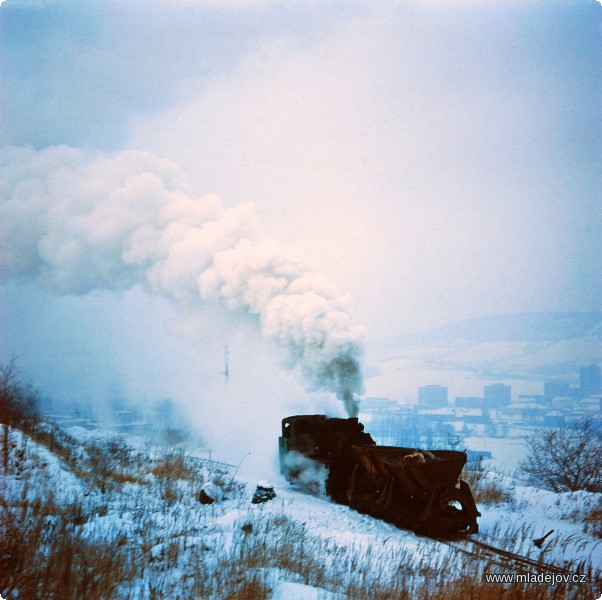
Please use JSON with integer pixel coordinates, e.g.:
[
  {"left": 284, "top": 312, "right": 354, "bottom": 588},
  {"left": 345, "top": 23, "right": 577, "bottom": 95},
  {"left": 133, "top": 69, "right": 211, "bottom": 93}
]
[{"left": 279, "top": 414, "right": 480, "bottom": 536}]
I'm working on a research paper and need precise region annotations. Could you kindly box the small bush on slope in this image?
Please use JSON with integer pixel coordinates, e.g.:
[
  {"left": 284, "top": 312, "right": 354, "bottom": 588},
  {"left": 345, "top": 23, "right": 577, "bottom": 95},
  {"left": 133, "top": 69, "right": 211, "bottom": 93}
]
[{"left": 520, "top": 421, "right": 602, "bottom": 493}]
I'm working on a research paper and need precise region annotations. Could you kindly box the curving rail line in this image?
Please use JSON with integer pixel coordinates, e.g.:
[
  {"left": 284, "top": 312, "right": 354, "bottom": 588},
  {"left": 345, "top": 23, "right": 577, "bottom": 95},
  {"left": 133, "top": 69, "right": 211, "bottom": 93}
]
[{"left": 434, "top": 534, "right": 601, "bottom": 585}]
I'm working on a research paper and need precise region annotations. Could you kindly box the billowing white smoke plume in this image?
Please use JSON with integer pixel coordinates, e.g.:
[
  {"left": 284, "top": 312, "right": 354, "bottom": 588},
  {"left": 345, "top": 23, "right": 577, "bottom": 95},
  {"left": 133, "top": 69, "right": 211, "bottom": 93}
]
[{"left": 0, "top": 146, "right": 364, "bottom": 415}]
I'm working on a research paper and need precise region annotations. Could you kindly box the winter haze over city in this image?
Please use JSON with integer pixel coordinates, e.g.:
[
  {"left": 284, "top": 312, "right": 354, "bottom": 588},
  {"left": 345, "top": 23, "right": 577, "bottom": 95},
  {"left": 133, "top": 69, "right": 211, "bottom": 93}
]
[{"left": 1, "top": 0, "right": 601, "bottom": 598}]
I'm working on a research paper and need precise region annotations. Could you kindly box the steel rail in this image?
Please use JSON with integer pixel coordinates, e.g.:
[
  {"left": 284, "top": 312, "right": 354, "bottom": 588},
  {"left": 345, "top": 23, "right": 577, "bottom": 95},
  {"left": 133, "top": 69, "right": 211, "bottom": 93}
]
[{"left": 433, "top": 535, "right": 591, "bottom": 580}]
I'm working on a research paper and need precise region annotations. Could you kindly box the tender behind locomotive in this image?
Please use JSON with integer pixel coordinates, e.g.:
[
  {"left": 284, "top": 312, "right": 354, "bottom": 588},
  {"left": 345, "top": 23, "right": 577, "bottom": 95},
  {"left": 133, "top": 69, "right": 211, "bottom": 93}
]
[{"left": 279, "top": 414, "right": 479, "bottom": 535}]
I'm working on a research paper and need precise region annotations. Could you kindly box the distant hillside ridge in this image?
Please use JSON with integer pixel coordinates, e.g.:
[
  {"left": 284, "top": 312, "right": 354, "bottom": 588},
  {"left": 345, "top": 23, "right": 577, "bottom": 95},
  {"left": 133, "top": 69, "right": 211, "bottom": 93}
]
[{"left": 378, "top": 312, "right": 602, "bottom": 349}]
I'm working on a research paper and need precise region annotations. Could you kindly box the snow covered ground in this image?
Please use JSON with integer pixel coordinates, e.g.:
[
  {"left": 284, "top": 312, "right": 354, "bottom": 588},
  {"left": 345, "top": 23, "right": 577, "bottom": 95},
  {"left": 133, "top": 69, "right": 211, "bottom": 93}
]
[
  {"left": 1, "top": 423, "right": 600, "bottom": 599},
  {"left": 463, "top": 435, "right": 528, "bottom": 473}
]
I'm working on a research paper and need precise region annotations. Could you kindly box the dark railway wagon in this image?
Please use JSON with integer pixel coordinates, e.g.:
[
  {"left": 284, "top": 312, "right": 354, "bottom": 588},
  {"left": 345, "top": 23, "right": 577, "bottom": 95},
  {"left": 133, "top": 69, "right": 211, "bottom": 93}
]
[{"left": 279, "top": 414, "right": 479, "bottom": 536}]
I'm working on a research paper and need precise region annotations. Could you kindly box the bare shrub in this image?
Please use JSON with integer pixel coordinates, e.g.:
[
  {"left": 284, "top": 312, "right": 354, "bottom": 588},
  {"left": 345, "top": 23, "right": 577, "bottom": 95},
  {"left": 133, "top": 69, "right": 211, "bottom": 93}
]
[
  {"left": 583, "top": 502, "right": 602, "bottom": 539},
  {"left": 519, "top": 421, "right": 602, "bottom": 493},
  {"left": 0, "top": 358, "right": 40, "bottom": 426},
  {"left": 84, "top": 436, "right": 138, "bottom": 492},
  {"left": 150, "top": 449, "right": 194, "bottom": 481},
  {"left": 1, "top": 358, "right": 40, "bottom": 472}
]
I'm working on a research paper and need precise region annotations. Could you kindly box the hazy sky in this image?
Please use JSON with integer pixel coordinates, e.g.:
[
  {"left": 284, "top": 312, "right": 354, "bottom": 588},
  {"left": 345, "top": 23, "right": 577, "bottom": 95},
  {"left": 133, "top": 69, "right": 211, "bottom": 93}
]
[{"left": 1, "top": 0, "right": 601, "bottom": 462}]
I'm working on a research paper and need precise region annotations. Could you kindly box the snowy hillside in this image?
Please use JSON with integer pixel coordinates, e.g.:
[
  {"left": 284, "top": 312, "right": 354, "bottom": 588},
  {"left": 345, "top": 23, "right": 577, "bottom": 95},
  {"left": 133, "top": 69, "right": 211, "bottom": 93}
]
[
  {"left": 371, "top": 312, "right": 602, "bottom": 373},
  {"left": 1, "top": 421, "right": 600, "bottom": 599},
  {"left": 379, "top": 312, "right": 602, "bottom": 346}
]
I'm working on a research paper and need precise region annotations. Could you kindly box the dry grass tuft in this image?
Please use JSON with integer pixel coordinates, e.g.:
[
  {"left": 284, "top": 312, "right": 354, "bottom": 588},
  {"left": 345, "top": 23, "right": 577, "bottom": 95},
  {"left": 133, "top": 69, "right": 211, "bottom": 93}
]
[
  {"left": 581, "top": 502, "right": 602, "bottom": 539},
  {"left": 150, "top": 450, "right": 194, "bottom": 481},
  {"left": 463, "top": 459, "right": 513, "bottom": 505}
]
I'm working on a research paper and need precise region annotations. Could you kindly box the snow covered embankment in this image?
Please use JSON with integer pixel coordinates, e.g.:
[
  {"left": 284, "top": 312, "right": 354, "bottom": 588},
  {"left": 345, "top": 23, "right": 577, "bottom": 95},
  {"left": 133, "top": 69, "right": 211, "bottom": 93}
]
[{"left": 1, "top": 422, "right": 599, "bottom": 599}]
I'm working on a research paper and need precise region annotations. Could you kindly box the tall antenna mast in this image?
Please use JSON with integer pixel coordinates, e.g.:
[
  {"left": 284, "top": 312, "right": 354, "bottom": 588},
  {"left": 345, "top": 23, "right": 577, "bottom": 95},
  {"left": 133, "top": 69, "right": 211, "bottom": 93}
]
[{"left": 222, "top": 344, "right": 230, "bottom": 384}]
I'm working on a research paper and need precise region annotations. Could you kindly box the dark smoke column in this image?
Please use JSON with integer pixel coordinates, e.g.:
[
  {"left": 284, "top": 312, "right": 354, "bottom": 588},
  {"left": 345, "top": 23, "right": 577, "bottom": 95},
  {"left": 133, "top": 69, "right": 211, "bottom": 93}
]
[{"left": 321, "top": 355, "right": 363, "bottom": 417}]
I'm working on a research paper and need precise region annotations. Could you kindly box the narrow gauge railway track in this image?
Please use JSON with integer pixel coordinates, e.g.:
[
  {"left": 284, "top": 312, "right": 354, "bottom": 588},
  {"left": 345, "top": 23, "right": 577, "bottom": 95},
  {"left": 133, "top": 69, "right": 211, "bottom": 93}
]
[
  {"left": 184, "top": 456, "right": 237, "bottom": 471},
  {"left": 468, "top": 538, "right": 572, "bottom": 575},
  {"left": 434, "top": 535, "right": 599, "bottom": 582}
]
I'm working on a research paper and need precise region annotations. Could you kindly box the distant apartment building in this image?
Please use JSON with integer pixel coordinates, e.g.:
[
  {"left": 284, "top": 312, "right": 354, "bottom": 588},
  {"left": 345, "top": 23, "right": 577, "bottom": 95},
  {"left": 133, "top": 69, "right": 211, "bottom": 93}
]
[
  {"left": 418, "top": 385, "right": 448, "bottom": 408},
  {"left": 544, "top": 380, "right": 571, "bottom": 401},
  {"left": 483, "top": 383, "right": 511, "bottom": 408},
  {"left": 580, "top": 364, "right": 601, "bottom": 398},
  {"left": 455, "top": 396, "right": 483, "bottom": 409}
]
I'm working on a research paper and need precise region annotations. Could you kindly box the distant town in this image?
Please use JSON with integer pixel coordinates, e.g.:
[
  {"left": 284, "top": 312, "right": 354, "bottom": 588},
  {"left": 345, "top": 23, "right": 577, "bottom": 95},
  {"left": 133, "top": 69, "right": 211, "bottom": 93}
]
[
  {"left": 39, "top": 361, "right": 602, "bottom": 466},
  {"left": 360, "top": 363, "right": 602, "bottom": 457}
]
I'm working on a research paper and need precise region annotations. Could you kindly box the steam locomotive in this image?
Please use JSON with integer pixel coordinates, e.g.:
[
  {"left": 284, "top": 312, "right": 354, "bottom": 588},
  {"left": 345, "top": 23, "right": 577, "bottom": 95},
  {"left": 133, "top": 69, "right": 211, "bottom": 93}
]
[{"left": 279, "top": 414, "right": 479, "bottom": 536}]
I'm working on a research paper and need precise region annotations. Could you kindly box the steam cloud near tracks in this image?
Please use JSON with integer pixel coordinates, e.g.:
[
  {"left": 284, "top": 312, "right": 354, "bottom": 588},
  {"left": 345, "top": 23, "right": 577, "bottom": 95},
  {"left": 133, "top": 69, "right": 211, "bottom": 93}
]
[{"left": 0, "top": 146, "right": 364, "bottom": 415}]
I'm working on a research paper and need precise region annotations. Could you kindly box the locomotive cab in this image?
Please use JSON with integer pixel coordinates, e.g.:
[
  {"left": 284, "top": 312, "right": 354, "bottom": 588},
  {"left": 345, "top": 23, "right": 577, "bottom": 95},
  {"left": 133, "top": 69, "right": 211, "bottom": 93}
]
[{"left": 279, "top": 414, "right": 375, "bottom": 502}]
